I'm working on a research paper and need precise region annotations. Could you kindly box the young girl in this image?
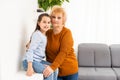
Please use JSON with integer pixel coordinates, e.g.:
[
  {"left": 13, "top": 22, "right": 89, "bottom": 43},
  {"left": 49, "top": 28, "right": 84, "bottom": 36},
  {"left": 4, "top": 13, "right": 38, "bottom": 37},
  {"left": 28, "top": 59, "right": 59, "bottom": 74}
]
[{"left": 22, "top": 13, "right": 58, "bottom": 80}]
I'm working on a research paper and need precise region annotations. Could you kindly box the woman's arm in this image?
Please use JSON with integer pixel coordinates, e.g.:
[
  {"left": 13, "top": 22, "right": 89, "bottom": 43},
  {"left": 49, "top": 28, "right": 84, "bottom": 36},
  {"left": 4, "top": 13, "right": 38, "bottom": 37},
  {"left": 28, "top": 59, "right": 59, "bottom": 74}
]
[
  {"left": 50, "top": 30, "right": 73, "bottom": 70},
  {"left": 43, "top": 29, "right": 73, "bottom": 77},
  {"left": 26, "top": 41, "right": 31, "bottom": 50}
]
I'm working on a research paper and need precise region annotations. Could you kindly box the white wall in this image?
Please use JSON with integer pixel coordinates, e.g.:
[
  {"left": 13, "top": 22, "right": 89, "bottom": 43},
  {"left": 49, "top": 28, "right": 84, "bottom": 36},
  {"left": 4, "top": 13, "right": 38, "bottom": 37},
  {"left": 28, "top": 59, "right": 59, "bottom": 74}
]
[
  {"left": 0, "top": 0, "right": 37, "bottom": 80},
  {"left": 62, "top": 0, "right": 120, "bottom": 52},
  {"left": 0, "top": 0, "right": 120, "bottom": 80}
]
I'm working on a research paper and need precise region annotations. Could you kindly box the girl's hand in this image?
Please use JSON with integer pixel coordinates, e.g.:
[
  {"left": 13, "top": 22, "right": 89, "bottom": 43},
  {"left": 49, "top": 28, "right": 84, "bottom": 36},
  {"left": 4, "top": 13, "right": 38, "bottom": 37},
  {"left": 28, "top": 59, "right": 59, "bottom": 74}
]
[
  {"left": 26, "top": 67, "right": 34, "bottom": 76},
  {"left": 43, "top": 65, "right": 53, "bottom": 78},
  {"left": 26, "top": 62, "right": 34, "bottom": 76}
]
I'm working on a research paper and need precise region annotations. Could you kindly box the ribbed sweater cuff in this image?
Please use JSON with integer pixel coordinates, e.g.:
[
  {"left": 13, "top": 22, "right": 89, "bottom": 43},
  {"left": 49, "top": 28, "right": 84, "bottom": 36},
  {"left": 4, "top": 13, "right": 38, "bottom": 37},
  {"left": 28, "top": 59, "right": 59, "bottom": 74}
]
[{"left": 50, "top": 62, "right": 59, "bottom": 71}]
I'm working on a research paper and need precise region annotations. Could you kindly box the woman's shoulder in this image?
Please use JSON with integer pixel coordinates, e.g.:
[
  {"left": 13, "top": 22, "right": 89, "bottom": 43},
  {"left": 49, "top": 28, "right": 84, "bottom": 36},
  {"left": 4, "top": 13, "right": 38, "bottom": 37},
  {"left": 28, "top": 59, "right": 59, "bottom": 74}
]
[
  {"left": 46, "top": 28, "right": 53, "bottom": 34},
  {"left": 63, "top": 27, "right": 71, "bottom": 33}
]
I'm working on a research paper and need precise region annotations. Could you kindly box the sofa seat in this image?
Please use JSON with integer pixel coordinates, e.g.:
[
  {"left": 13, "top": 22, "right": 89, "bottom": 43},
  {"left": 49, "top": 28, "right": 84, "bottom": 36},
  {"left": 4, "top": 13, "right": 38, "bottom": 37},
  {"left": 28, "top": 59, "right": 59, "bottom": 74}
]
[
  {"left": 113, "top": 68, "right": 120, "bottom": 80},
  {"left": 110, "top": 44, "right": 120, "bottom": 80},
  {"left": 78, "top": 43, "right": 118, "bottom": 80},
  {"left": 79, "top": 67, "right": 116, "bottom": 80}
]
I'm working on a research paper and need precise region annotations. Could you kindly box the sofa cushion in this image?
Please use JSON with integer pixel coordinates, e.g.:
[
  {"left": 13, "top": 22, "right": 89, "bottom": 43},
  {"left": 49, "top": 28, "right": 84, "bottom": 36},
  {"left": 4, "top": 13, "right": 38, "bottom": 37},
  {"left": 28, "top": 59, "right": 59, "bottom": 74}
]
[
  {"left": 110, "top": 44, "right": 120, "bottom": 67},
  {"left": 78, "top": 43, "right": 111, "bottom": 67},
  {"left": 79, "top": 67, "right": 116, "bottom": 80},
  {"left": 113, "top": 68, "right": 120, "bottom": 80}
]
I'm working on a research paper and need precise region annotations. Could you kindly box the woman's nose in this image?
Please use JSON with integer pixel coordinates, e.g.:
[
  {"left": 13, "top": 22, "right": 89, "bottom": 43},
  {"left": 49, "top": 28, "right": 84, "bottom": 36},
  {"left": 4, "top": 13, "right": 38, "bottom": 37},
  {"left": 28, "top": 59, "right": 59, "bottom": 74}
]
[{"left": 55, "top": 18, "right": 59, "bottom": 22}]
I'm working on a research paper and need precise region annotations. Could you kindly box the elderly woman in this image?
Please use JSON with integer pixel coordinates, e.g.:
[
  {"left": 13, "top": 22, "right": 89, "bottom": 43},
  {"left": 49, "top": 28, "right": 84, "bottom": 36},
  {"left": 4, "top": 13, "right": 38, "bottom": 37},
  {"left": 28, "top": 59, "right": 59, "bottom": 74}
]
[{"left": 43, "top": 6, "right": 78, "bottom": 80}]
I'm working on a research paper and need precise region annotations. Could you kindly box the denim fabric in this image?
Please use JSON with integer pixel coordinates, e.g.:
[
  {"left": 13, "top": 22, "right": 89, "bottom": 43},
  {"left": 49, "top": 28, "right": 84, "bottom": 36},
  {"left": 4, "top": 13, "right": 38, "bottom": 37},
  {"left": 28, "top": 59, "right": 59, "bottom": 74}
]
[
  {"left": 57, "top": 72, "right": 78, "bottom": 80},
  {"left": 22, "top": 60, "right": 58, "bottom": 80}
]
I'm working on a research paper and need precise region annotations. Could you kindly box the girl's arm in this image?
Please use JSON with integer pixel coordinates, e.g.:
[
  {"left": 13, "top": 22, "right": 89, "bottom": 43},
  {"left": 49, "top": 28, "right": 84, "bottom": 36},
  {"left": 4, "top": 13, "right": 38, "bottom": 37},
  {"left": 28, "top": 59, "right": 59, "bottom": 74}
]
[
  {"left": 25, "top": 31, "right": 41, "bottom": 76},
  {"left": 26, "top": 62, "right": 34, "bottom": 76},
  {"left": 26, "top": 32, "right": 41, "bottom": 62}
]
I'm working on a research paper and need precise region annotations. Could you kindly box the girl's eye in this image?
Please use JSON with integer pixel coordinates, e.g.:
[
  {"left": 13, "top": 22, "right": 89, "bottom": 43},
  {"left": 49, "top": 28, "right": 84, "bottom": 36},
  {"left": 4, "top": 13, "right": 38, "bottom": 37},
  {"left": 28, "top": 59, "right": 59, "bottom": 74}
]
[{"left": 48, "top": 22, "right": 51, "bottom": 24}]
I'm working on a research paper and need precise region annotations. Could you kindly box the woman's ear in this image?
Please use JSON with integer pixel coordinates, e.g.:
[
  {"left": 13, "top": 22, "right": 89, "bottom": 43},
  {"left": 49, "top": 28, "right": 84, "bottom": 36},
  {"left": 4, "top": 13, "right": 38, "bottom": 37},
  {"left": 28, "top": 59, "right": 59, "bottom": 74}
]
[{"left": 62, "top": 17, "right": 66, "bottom": 25}]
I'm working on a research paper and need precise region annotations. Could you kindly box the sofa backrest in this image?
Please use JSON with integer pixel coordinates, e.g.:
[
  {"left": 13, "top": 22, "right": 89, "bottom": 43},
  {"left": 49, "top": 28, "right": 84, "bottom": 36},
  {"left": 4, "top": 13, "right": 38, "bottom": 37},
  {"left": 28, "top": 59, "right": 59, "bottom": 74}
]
[
  {"left": 78, "top": 43, "right": 111, "bottom": 67},
  {"left": 110, "top": 44, "right": 120, "bottom": 67}
]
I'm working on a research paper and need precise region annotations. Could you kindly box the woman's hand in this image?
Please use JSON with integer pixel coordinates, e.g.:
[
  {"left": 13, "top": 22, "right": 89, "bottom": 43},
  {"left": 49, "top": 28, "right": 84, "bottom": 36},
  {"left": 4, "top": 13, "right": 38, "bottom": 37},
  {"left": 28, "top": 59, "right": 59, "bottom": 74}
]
[
  {"left": 43, "top": 65, "right": 53, "bottom": 78},
  {"left": 26, "top": 41, "right": 30, "bottom": 51}
]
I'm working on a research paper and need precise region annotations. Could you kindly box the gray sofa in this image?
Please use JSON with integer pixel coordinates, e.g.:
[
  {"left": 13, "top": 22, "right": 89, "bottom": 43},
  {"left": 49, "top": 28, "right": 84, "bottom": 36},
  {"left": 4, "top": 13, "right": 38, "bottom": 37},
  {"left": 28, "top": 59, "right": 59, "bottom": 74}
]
[{"left": 78, "top": 43, "right": 120, "bottom": 80}]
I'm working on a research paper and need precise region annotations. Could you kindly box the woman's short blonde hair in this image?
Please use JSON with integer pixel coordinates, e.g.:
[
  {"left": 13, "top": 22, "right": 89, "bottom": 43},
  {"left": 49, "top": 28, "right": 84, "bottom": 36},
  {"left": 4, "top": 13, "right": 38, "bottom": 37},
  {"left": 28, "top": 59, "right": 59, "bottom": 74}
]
[{"left": 50, "top": 5, "right": 67, "bottom": 25}]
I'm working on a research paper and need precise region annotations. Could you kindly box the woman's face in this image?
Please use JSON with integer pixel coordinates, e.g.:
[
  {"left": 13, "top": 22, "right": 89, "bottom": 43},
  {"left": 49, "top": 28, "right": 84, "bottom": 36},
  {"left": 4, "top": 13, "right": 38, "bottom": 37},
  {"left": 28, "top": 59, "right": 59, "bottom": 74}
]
[{"left": 51, "top": 13, "right": 64, "bottom": 28}]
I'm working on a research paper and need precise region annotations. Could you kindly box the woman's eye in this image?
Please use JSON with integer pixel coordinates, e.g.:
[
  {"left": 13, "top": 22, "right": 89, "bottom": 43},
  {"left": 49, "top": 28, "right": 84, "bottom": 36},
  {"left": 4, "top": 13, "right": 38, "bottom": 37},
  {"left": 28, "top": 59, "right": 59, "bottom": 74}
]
[
  {"left": 58, "top": 17, "right": 61, "bottom": 19},
  {"left": 52, "top": 16, "right": 55, "bottom": 19}
]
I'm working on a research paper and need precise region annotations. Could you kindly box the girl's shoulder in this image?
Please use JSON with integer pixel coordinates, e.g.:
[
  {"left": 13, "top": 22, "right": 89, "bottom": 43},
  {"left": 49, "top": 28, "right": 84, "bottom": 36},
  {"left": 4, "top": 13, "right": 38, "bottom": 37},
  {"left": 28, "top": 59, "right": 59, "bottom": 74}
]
[{"left": 32, "top": 30, "right": 42, "bottom": 37}]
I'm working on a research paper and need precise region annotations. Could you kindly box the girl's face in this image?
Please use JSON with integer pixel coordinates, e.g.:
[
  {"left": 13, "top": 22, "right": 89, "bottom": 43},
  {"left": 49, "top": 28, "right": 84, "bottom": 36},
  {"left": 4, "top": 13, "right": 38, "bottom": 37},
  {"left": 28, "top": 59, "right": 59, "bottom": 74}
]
[
  {"left": 51, "top": 13, "right": 63, "bottom": 28},
  {"left": 38, "top": 16, "right": 51, "bottom": 33}
]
